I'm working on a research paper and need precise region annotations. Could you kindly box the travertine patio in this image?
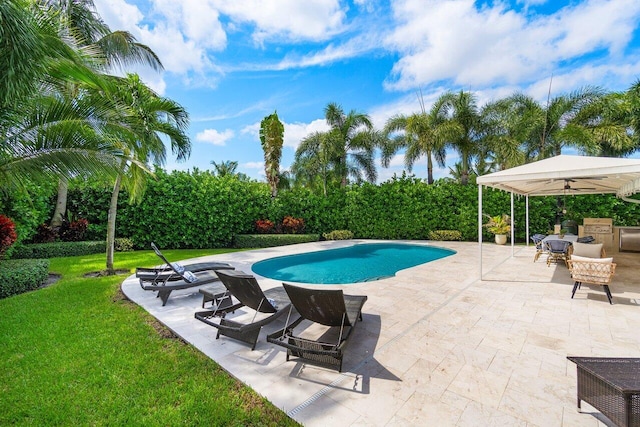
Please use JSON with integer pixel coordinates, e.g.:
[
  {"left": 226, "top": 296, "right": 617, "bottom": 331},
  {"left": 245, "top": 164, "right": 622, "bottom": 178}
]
[{"left": 121, "top": 240, "right": 640, "bottom": 426}]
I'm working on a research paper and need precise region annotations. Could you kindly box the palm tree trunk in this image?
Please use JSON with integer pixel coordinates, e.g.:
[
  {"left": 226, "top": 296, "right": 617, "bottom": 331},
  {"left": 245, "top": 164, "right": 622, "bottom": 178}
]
[
  {"left": 426, "top": 154, "right": 434, "bottom": 185},
  {"left": 50, "top": 177, "right": 68, "bottom": 228},
  {"left": 105, "top": 172, "right": 122, "bottom": 274},
  {"left": 461, "top": 152, "right": 469, "bottom": 185}
]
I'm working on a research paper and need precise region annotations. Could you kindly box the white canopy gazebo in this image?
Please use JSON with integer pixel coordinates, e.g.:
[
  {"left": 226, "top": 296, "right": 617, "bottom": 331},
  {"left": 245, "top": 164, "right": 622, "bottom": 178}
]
[{"left": 476, "top": 155, "right": 640, "bottom": 278}]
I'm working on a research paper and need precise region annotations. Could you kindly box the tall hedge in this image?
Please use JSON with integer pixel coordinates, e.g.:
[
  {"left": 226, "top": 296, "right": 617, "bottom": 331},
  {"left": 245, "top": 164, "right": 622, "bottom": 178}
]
[
  {"left": 117, "top": 170, "right": 272, "bottom": 249},
  {"left": 8, "top": 170, "right": 640, "bottom": 250}
]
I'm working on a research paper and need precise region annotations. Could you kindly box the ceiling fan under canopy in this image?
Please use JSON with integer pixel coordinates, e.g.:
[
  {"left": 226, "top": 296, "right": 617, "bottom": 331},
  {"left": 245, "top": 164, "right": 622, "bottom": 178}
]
[{"left": 562, "top": 178, "right": 597, "bottom": 192}]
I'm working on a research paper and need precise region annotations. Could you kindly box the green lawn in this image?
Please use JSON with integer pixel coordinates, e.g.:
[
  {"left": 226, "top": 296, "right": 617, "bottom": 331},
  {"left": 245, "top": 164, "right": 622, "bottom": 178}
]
[{"left": 0, "top": 249, "right": 299, "bottom": 426}]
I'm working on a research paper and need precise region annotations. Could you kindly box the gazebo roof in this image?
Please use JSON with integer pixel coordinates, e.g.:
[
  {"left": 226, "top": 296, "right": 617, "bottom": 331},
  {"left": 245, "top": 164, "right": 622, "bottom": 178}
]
[{"left": 476, "top": 155, "right": 640, "bottom": 197}]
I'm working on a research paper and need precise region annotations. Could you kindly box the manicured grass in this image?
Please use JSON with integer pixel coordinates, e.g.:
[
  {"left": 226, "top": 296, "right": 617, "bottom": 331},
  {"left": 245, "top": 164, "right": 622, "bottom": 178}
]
[{"left": 0, "top": 249, "right": 299, "bottom": 426}]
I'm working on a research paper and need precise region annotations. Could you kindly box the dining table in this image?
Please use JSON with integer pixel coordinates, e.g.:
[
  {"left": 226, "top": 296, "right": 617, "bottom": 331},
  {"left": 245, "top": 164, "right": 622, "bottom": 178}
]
[{"left": 541, "top": 234, "right": 579, "bottom": 244}]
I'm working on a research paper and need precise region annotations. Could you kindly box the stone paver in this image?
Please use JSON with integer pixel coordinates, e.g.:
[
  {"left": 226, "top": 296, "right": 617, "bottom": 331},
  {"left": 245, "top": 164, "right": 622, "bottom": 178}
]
[{"left": 121, "top": 240, "right": 640, "bottom": 426}]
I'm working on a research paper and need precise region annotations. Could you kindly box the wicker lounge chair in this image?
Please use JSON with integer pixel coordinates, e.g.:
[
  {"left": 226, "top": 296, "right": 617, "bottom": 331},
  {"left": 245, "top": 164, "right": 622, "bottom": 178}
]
[
  {"left": 567, "top": 255, "right": 617, "bottom": 304},
  {"left": 136, "top": 242, "right": 234, "bottom": 285},
  {"left": 267, "top": 283, "right": 367, "bottom": 372},
  {"left": 138, "top": 244, "right": 234, "bottom": 306},
  {"left": 195, "top": 270, "right": 292, "bottom": 350}
]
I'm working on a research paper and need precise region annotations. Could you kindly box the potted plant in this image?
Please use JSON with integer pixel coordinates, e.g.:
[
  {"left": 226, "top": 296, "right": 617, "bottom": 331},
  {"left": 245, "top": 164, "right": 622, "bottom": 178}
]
[
  {"left": 559, "top": 228, "right": 568, "bottom": 239},
  {"left": 484, "top": 214, "right": 511, "bottom": 245}
]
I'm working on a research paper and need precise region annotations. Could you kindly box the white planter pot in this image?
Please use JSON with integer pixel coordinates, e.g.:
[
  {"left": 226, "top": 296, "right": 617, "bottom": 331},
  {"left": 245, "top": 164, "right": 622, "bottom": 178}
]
[{"left": 494, "top": 234, "right": 507, "bottom": 245}]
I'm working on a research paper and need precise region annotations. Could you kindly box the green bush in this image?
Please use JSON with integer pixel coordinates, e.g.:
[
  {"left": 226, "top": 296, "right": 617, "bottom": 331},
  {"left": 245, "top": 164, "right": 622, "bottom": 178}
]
[
  {"left": 114, "top": 238, "right": 134, "bottom": 252},
  {"left": 0, "top": 259, "right": 49, "bottom": 299},
  {"left": 10, "top": 241, "right": 105, "bottom": 259},
  {"left": 322, "top": 230, "right": 354, "bottom": 240},
  {"left": 428, "top": 230, "right": 463, "bottom": 241},
  {"left": 233, "top": 234, "right": 320, "bottom": 248},
  {"left": 12, "top": 169, "right": 640, "bottom": 247}
]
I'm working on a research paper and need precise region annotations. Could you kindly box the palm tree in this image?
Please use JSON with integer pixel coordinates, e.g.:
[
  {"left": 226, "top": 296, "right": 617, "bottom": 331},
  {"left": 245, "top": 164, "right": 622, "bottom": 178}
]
[
  {"left": 382, "top": 93, "right": 458, "bottom": 184},
  {"left": 1, "top": 0, "right": 123, "bottom": 191},
  {"left": 103, "top": 74, "right": 190, "bottom": 273},
  {"left": 326, "top": 103, "right": 379, "bottom": 186},
  {"left": 210, "top": 160, "right": 239, "bottom": 177},
  {"left": 439, "top": 91, "right": 482, "bottom": 185},
  {"left": 513, "top": 86, "right": 606, "bottom": 160},
  {"left": 479, "top": 97, "right": 528, "bottom": 170},
  {"left": 259, "top": 111, "right": 284, "bottom": 197},
  {"left": 292, "top": 132, "right": 336, "bottom": 196},
  {"left": 574, "top": 90, "right": 635, "bottom": 156},
  {"left": 45, "top": 0, "right": 163, "bottom": 229},
  {"left": 293, "top": 102, "right": 377, "bottom": 192}
]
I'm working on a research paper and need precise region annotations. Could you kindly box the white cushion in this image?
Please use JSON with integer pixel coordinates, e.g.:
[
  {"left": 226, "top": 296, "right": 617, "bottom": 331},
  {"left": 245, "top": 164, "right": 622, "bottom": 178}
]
[
  {"left": 171, "top": 262, "right": 185, "bottom": 273},
  {"left": 182, "top": 270, "right": 198, "bottom": 283},
  {"left": 570, "top": 254, "right": 613, "bottom": 263},
  {"left": 571, "top": 242, "right": 603, "bottom": 258}
]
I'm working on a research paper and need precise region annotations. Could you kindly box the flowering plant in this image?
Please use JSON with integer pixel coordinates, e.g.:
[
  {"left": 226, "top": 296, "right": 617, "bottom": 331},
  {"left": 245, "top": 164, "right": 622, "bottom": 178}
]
[
  {"left": 60, "top": 218, "right": 89, "bottom": 241},
  {"left": 282, "top": 216, "right": 304, "bottom": 234},
  {"left": 255, "top": 219, "right": 275, "bottom": 234},
  {"left": 0, "top": 215, "right": 17, "bottom": 259}
]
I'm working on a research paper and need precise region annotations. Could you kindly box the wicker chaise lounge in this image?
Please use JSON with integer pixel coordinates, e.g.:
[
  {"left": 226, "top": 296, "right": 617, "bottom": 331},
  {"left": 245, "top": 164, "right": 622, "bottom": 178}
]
[
  {"left": 195, "top": 270, "right": 292, "bottom": 350},
  {"left": 138, "top": 244, "right": 235, "bottom": 306},
  {"left": 136, "top": 242, "right": 234, "bottom": 285},
  {"left": 267, "top": 283, "right": 367, "bottom": 372}
]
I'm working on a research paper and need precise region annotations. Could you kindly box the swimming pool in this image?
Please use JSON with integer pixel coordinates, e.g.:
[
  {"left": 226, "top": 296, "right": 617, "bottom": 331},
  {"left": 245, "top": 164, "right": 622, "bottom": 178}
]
[{"left": 251, "top": 242, "right": 456, "bottom": 284}]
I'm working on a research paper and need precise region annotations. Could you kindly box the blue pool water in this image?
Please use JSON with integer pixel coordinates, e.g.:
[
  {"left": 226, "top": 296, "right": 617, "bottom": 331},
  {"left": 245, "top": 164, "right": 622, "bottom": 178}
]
[{"left": 251, "top": 242, "right": 456, "bottom": 284}]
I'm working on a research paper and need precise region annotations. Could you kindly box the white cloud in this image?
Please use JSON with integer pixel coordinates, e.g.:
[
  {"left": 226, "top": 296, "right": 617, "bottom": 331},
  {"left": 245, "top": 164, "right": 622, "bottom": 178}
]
[
  {"left": 243, "top": 161, "right": 264, "bottom": 169},
  {"left": 384, "top": 0, "right": 640, "bottom": 91},
  {"left": 283, "top": 119, "right": 330, "bottom": 149},
  {"left": 94, "top": 0, "right": 225, "bottom": 85},
  {"left": 517, "top": 0, "right": 549, "bottom": 7},
  {"left": 239, "top": 118, "right": 329, "bottom": 151},
  {"left": 151, "top": 0, "right": 227, "bottom": 50},
  {"left": 196, "top": 128, "right": 235, "bottom": 145},
  {"left": 214, "top": 0, "right": 346, "bottom": 44}
]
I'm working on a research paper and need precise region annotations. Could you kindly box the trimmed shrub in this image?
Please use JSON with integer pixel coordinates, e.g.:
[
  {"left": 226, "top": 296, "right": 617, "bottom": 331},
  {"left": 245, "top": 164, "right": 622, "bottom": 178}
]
[
  {"left": 10, "top": 241, "right": 106, "bottom": 259},
  {"left": 322, "top": 230, "right": 354, "bottom": 240},
  {"left": 114, "top": 238, "right": 134, "bottom": 252},
  {"left": 428, "top": 230, "right": 463, "bottom": 241},
  {"left": 233, "top": 234, "right": 319, "bottom": 248},
  {"left": 0, "top": 258, "right": 50, "bottom": 299}
]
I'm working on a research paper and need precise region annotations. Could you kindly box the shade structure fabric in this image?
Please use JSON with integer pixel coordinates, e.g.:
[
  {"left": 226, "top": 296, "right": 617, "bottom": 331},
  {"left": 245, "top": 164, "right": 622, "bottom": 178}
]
[
  {"left": 476, "top": 154, "right": 640, "bottom": 280},
  {"left": 476, "top": 155, "right": 640, "bottom": 198}
]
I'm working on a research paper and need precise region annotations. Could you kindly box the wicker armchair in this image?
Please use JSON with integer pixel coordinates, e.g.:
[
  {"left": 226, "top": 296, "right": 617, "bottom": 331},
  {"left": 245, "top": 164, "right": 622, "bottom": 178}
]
[
  {"left": 531, "top": 234, "right": 547, "bottom": 262},
  {"left": 567, "top": 255, "right": 616, "bottom": 304},
  {"left": 545, "top": 239, "right": 573, "bottom": 266}
]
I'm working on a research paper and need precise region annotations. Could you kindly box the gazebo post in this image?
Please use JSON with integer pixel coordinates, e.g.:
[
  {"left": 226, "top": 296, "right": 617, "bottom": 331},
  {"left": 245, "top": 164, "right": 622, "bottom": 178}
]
[
  {"left": 511, "top": 192, "right": 515, "bottom": 257},
  {"left": 478, "top": 184, "right": 483, "bottom": 280},
  {"left": 526, "top": 195, "right": 530, "bottom": 246}
]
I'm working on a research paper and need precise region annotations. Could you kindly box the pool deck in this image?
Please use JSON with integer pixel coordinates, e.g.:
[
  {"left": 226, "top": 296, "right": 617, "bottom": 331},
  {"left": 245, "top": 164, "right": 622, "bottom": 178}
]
[{"left": 121, "top": 240, "right": 640, "bottom": 426}]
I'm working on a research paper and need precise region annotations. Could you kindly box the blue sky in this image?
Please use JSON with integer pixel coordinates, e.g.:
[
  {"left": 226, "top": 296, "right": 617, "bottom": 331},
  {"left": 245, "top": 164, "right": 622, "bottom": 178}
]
[{"left": 94, "top": 0, "right": 640, "bottom": 182}]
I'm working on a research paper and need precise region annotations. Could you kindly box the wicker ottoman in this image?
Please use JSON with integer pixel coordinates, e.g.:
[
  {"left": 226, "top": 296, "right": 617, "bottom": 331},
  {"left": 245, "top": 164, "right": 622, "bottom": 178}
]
[{"left": 567, "top": 357, "right": 640, "bottom": 427}]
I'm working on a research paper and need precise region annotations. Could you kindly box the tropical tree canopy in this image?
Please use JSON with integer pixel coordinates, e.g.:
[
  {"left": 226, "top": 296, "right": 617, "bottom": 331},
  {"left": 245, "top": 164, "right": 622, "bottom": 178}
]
[{"left": 259, "top": 111, "right": 284, "bottom": 197}]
